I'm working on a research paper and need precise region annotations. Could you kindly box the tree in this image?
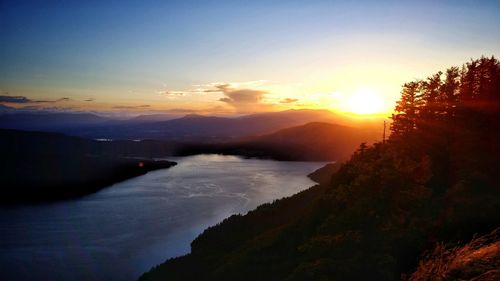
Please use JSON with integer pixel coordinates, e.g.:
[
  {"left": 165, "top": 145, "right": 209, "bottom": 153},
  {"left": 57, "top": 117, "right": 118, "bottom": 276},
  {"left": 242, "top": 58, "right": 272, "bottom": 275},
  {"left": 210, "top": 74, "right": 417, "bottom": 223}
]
[{"left": 391, "top": 81, "right": 422, "bottom": 136}]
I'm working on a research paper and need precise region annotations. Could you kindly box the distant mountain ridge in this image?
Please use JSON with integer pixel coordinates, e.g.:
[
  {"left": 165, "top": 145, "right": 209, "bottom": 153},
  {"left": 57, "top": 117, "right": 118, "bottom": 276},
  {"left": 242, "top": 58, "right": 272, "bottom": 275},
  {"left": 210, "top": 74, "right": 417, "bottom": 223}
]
[
  {"left": 0, "top": 109, "right": 381, "bottom": 141},
  {"left": 87, "top": 109, "right": 357, "bottom": 141}
]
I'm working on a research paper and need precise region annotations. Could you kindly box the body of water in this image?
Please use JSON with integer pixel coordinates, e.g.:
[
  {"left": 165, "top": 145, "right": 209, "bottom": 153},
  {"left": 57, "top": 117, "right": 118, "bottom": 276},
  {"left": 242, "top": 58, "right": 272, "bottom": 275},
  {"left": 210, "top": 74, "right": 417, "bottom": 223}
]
[{"left": 0, "top": 154, "right": 325, "bottom": 281}]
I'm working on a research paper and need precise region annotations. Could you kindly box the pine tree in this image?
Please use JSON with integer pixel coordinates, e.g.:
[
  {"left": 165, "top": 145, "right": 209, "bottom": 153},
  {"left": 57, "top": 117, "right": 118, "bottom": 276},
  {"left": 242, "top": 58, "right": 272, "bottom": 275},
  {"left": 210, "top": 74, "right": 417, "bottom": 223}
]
[{"left": 391, "top": 81, "right": 422, "bottom": 136}]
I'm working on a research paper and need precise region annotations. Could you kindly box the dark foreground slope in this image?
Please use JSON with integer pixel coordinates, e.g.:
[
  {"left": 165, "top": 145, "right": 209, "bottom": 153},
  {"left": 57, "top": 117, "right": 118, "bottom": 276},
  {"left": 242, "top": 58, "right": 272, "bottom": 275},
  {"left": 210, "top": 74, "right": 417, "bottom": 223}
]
[
  {"left": 140, "top": 57, "right": 499, "bottom": 280},
  {"left": 178, "top": 122, "right": 380, "bottom": 161},
  {"left": 0, "top": 129, "right": 176, "bottom": 204}
]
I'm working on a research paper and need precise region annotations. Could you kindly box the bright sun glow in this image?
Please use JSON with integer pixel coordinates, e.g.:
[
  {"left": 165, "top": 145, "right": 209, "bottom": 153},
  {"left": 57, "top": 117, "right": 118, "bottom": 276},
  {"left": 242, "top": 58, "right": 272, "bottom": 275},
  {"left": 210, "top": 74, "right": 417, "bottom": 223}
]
[{"left": 342, "top": 88, "right": 386, "bottom": 115}]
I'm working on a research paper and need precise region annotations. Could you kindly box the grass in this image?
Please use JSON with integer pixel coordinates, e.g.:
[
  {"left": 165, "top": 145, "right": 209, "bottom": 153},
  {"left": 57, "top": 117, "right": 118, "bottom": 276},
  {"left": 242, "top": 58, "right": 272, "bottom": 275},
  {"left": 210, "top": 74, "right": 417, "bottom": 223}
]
[{"left": 407, "top": 228, "right": 500, "bottom": 281}]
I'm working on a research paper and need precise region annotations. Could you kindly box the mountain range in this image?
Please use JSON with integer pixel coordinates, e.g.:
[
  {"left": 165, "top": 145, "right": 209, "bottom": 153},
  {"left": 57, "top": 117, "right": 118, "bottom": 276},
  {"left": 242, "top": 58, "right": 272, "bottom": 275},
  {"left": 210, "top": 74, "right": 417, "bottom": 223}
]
[{"left": 0, "top": 109, "right": 384, "bottom": 142}]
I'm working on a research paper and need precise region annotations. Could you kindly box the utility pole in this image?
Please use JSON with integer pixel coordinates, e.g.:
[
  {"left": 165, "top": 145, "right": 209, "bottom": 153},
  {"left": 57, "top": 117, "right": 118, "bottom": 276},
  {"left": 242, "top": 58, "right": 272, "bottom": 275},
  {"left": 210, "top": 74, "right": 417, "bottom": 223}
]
[{"left": 382, "top": 120, "right": 386, "bottom": 144}]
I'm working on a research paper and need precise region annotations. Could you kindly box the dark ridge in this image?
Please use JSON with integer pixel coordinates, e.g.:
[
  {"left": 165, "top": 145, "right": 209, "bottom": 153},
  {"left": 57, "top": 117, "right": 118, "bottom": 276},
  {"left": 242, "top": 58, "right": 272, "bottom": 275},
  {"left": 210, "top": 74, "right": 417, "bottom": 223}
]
[{"left": 0, "top": 129, "right": 176, "bottom": 204}]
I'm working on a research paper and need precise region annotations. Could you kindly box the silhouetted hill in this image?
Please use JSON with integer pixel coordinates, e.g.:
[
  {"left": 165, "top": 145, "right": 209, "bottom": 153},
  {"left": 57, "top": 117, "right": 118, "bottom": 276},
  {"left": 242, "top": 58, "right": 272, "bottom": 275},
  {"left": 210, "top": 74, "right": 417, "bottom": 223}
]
[
  {"left": 246, "top": 122, "right": 380, "bottom": 160},
  {"left": 139, "top": 57, "right": 500, "bottom": 281},
  {"left": 0, "top": 129, "right": 176, "bottom": 204},
  {"left": 178, "top": 122, "right": 380, "bottom": 161}
]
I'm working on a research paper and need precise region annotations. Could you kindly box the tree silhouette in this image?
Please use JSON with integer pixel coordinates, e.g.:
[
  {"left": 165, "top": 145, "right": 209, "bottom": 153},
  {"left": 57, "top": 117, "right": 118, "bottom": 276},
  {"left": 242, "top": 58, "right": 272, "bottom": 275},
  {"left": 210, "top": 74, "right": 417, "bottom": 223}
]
[{"left": 391, "top": 56, "right": 499, "bottom": 139}]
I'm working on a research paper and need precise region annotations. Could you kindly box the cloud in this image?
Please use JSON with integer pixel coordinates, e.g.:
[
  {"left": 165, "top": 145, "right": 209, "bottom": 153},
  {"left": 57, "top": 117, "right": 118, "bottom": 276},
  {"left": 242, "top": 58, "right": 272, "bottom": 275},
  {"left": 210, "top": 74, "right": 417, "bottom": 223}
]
[
  {"left": 0, "top": 96, "right": 77, "bottom": 113},
  {"left": 159, "top": 80, "right": 269, "bottom": 97},
  {"left": 84, "top": 98, "right": 95, "bottom": 102},
  {"left": 157, "top": 108, "right": 196, "bottom": 113},
  {"left": 214, "top": 84, "right": 275, "bottom": 113},
  {"left": 40, "top": 97, "right": 72, "bottom": 103},
  {"left": 218, "top": 88, "right": 266, "bottom": 104},
  {"left": 0, "top": 95, "right": 32, "bottom": 103},
  {"left": 18, "top": 105, "right": 76, "bottom": 112},
  {"left": 158, "top": 90, "right": 186, "bottom": 97},
  {"left": 280, "top": 98, "right": 299, "bottom": 104},
  {"left": 194, "top": 80, "right": 268, "bottom": 91},
  {"left": 157, "top": 80, "right": 277, "bottom": 113},
  {"left": 33, "top": 97, "right": 72, "bottom": 103},
  {"left": 112, "top": 105, "right": 151, "bottom": 109},
  {"left": 0, "top": 94, "right": 72, "bottom": 104}
]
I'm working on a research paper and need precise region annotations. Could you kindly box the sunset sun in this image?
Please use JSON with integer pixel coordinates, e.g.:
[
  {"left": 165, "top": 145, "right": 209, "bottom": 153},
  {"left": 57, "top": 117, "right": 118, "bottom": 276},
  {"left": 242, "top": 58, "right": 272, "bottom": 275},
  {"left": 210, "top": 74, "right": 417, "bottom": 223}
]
[{"left": 342, "top": 88, "right": 387, "bottom": 115}]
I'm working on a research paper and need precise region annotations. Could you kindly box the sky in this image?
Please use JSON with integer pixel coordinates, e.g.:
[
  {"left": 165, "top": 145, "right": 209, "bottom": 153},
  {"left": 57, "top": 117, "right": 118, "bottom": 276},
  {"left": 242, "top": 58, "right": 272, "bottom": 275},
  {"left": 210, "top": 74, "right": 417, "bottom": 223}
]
[{"left": 1, "top": 0, "right": 499, "bottom": 117}]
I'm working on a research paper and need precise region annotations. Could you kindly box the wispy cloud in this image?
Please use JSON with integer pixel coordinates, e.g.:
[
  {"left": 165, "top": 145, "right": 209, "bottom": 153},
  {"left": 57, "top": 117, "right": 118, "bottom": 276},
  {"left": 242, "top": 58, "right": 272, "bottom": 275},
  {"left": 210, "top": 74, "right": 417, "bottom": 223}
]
[
  {"left": 0, "top": 93, "right": 78, "bottom": 114},
  {"left": 0, "top": 95, "right": 32, "bottom": 103},
  {"left": 155, "top": 108, "right": 196, "bottom": 113},
  {"left": 112, "top": 105, "right": 151, "bottom": 109},
  {"left": 194, "top": 80, "right": 268, "bottom": 90},
  {"left": 33, "top": 97, "right": 72, "bottom": 103},
  {"left": 18, "top": 105, "right": 76, "bottom": 112},
  {"left": 157, "top": 90, "right": 186, "bottom": 98},
  {"left": 280, "top": 98, "right": 299, "bottom": 104},
  {"left": 158, "top": 80, "right": 269, "bottom": 97},
  {"left": 0, "top": 94, "right": 72, "bottom": 104}
]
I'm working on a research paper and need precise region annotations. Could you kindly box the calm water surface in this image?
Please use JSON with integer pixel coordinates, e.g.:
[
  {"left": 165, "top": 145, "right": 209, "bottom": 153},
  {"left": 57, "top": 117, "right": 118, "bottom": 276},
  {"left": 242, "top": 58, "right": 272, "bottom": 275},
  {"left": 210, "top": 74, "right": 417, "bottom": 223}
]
[{"left": 0, "top": 154, "right": 325, "bottom": 281}]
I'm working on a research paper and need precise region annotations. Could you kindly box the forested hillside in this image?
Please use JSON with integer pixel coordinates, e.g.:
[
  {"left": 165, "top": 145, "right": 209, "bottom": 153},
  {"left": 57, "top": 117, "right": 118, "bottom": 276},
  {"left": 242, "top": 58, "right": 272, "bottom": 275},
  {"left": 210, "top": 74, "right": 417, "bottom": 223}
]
[
  {"left": 178, "top": 122, "right": 380, "bottom": 161},
  {"left": 140, "top": 57, "right": 499, "bottom": 281}
]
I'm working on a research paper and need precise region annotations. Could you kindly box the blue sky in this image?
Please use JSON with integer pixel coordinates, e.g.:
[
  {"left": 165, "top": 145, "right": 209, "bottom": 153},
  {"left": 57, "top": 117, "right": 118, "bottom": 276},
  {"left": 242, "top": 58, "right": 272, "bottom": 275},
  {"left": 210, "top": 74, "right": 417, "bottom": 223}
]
[{"left": 1, "top": 0, "right": 499, "bottom": 115}]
